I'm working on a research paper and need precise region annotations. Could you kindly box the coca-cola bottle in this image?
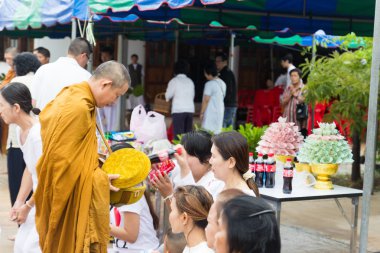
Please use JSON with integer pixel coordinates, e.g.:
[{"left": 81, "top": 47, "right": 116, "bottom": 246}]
[
  {"left": 265, "top": 153, "right": 276, "bottom": 188},
  {"left": 148, "top": 148, "right": 182, "bottom": 164},
  {"left": 249, "top": 152, "right": 255, "bottom": 172},
  {"left": 255, "top": 153, "right": 265, "bottom": 187},
  {"left": 283, "top": 158, "right": 294, "bottom": 194}
]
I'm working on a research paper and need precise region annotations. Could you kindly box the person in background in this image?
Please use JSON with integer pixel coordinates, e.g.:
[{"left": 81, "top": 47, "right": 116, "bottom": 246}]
[
  {"left": 31, "top": 37, "right": 92, "bottom": 110},
  {"left": 128, "top": 54, "right": 143, "bottom": 89},
  {"left": 165, "top": 60, "right": 195, "bottom": 139},
  {"left": 33, "top": 47, "right": 50, "bottom": 65},
  {"left": 215, "top": 52, "right": 237, "bottom": 128},
  {"left": 281, "top": 68, "right": 307, "bottom": 137},
  {"left": 100, "top": 46, "right": 114, "bottom": 63},
  {"left": 210, "top": 131, "right": 260, "bottom": 197},
  {"left": 109, "top": 144, "right": 160, "bottom": 252},
  {"left": 215, "top": 195, "right": 281, "bottom": 253},
  {"left": 201, "top": 61, "right": 226, "bottom": 134},
  {"left": 1, "top": 47, "right": 18, "bottom": 88},
  {"left": 163, "top": 228, "right": 186, "bottom": 253},
  {"left": 205, "top": 188, "right": 245, "bottom": 249},
  {"left": 280, "top": 53, "right": 296, "bottom": 89},
  {"left": 98, "top": 46, "right": 119, "bottom": 132},
  {"left": 0, "top": 47, "right": 18, "bottom": 154},
  {"left": 7, "top": 53, "right": 40, "bottom": 228},
  {"left": 127, "top": 54, "right": 145, "bottom": 109},
  {"left": 151, "top": 130, "right": 224, "bottom": 205},
  {"left": 266, "top": 78, "right": 274, "bottom": 89},
  {"left": 169, "top": 185, "right": 214, "bottom": 253},
  {"left": 0, "top": 82, "right": 42, "bottom": 253}
]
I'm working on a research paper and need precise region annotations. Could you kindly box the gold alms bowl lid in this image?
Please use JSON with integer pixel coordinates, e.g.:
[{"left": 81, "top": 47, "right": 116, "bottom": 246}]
[{"left": 102, "top": 148, "right": 150, "bottom": 189}]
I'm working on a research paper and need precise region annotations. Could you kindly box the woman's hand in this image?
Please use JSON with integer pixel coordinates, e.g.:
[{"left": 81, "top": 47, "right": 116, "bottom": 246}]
[
  {"left": 10, "top": 201, "right": 23, "bottom": 221},
  {"left": 15, "top": 204, "right": 32, "bottom": 225},
  {"left": 150, "top": 171, "right": 173, "bottom": 199}
]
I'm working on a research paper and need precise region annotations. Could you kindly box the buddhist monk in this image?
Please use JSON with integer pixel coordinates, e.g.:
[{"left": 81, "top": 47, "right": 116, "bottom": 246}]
[{"left": 34, "top": 61, "right": 130, "bottom": 253}]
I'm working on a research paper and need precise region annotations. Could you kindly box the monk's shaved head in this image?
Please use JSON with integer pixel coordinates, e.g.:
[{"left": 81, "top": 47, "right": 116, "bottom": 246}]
[{"left": 92, "top": 61, "right": 131, "bottom": 88}]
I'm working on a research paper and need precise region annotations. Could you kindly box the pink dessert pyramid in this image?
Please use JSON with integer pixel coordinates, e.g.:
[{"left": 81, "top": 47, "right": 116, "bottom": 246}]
[{"left": 256, "top": 117, "right": 304, "bottom": 156}]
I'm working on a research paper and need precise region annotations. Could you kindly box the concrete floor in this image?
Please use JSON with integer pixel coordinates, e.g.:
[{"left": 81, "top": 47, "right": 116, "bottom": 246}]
[{"left": 0, "top": 155, "right": 379, "bottom": 253}]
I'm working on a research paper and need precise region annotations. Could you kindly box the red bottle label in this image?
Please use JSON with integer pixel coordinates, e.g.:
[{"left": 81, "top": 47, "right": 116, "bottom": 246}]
[
  {"left": 283, "top": 169, "right": 293, "bottom": 177},
  {"left": 149, "top": 160, "right": 175, "bottom": 181},
  {"left": 265, "top": 164, "right": 276, "bottom": 172},
  {"left": 249, "top": 164, "right": 255, "bottom": 171},
  {"left": 256, "top": 164, "right": 264, "bottom": 172}
]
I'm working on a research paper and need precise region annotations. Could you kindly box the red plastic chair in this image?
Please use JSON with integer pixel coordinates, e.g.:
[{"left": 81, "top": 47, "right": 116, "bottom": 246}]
[{"left": 272, "top": 106, "right": 283, "bottom": 122}]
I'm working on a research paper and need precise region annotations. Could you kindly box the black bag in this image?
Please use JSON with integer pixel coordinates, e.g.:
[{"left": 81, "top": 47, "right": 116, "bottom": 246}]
[{"left": 296, "top": 103, "right": 308, "bottom": 120}]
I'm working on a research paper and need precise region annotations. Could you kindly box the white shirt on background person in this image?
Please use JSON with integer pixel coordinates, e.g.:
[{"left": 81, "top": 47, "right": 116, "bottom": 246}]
[
  {"left": 31, "top": 57, "right": 91, "bottom": 110},
  {"left": 165, "top": 74, "right": 195, "bottom": 114}
]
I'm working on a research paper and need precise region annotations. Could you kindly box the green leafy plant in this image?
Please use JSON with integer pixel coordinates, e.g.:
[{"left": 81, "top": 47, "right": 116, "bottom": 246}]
[
  {"left": 132, "top": 84, "right": 144, "bottom": 97},
  {"left": 237, "top": 123, "right": 268, "bottom": 157},
  {"left": 300, "top": 34, "right": 375, "bottom": 181}
]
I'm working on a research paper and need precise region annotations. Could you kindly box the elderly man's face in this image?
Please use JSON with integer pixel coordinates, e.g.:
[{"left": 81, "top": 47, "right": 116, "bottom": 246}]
[
  {"left": 96, "top": 81, "right": 129, "bottom": 108},
  {"left": 4, "top": 53, "right": 14, "bottom": 67},
  {"left": 290, "top": 71, "right": 301, "bottom": 85}
]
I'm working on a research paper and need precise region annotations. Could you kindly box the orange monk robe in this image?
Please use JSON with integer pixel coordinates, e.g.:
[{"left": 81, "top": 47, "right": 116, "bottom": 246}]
[
  {"left": 34, "top": 82, "right": 110, "bottom": 253},
  {"left": 0, "top": 69, "right": 15, "bottom": 153},
  {"left": 0, "top": 69, "right": 15, "bottom": 89}
]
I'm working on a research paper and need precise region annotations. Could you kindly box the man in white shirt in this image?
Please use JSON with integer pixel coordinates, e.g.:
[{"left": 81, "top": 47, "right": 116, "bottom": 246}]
[
  {"left": 281, "top": 54, "right": 296, "bottom": 89},
  {"left": 165, "top": 60, "right": 195, "bottom": 139},
  {"left": 31, "top": 38, "right": 92, "bottom": 110}
]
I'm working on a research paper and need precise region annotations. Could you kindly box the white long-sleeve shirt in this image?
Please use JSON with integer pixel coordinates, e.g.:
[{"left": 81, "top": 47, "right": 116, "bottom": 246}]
[{"left": 165, "top": 74, "right": 195, "bottom": 114}]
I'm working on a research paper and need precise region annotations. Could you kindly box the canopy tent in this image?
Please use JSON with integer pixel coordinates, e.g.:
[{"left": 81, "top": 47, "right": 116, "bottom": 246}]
[{"left": 0, "top": 0, "right": 376, "bottom": 38}]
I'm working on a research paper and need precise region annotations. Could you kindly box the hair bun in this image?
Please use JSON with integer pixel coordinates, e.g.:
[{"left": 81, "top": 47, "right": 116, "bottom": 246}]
[{"left": 32, "top": 107, "right": 41, "bottom": 115}]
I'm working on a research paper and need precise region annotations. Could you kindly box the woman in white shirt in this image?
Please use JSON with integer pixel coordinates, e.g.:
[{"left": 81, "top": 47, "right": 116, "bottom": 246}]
[
  {"left": 169, "top": 185, "right": 214, "bottom": 253},
  {"left": 151, "top": 130, "right": 224, "bottom": 203},
  {"left": 0, "top": 82, "right": 42, "bottom": 253},
  {"left": 209, "top": 131, "right": 260, "bottom": 197},
  {"left": 6, "top": 53, "right": 40, "bottom": 218},
  {"left": 165, "top": 60, "right": 195, "bottom": 139},
  {"left": 200, "top": 61, "right": 226, "bottom": 134},
  {"left": 109, "top": 145, "right": 160, "bottom": 252}
]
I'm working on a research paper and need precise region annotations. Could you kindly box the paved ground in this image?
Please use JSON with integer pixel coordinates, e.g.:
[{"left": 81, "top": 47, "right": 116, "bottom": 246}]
[{"left": 0, "top": 155, "right": 379, "bottom": 253}]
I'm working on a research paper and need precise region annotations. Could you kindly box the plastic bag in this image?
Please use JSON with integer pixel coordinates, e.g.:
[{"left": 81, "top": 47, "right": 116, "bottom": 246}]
[
  {"left": 136, "top": 111, "right": 167, "bottom": 144},
  {"left": 130, "top": 104, "right": 146, "bottom": 132}
]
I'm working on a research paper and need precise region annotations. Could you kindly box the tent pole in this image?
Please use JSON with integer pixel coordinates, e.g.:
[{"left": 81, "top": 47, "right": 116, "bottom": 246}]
[
  {"left": 117, "top": 34, "right": 126, "bottom": 130},
  {"left": 175, "top": 30, "right": 179, "bottom": 61},
  {"left": 359, "top": 0, "right": 380, "bottom": 252},
  {"left": 71, "top": 18, "right": 77, "bottom": 40},
  {"left": 270, "top": 45, "right": 274, "bottom": 82},
  {"left": 311, "top": 34, "right": 316, "bottom": 130},
  {"left": 229, "top": 32, "right": 235, "bottom": 69}
]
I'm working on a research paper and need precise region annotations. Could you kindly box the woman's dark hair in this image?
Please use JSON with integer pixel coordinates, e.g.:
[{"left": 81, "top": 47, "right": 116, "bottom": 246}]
[
  {"left": 212, "top": 131, "right": 260, "bottom": 197},
  {"left": 215, "top": 52, "right": 228, "bottom": 62},
  {"left": 222, "top": 195, "right": 281, "bottom": 253},
  {"left": 289, "top": 68, "right": 302, "bottom": 77},
  {"left": 13, "top": 52, "right": 41, "bottom": 76},
  {"left": 281, "top": 53, "right": 293, "bottom": 63},
  {"left": 174, "top": 60, "right": 190, "bottom": 76},
  {"left": 173, "top": 185, "right": 213, "bottom": 229},
  {"left": 204, "top": 61, "right": 218, "bottom": 77},
  {"left": 34, "top": 47, "right": 50, "bottom": 58},
  {"left": 111, "top": 143, "right": 159, "bottom": 230},
  {"left": 1, "top": 82, "right": 40, "bottom": 115},
  {"left": 181, "top": 130, "right": 212, "bottom": 164}
]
